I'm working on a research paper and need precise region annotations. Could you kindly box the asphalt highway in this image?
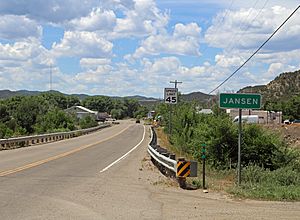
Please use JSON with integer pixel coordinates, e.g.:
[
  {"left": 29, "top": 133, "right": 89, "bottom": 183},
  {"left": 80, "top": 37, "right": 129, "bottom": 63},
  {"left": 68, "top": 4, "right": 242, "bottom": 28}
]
[
  {"left": 0, "top": 120, "right": 153, "bottom": 219},
  {"left": 1, "top": 120, "right": 299, "bottom": 220}
]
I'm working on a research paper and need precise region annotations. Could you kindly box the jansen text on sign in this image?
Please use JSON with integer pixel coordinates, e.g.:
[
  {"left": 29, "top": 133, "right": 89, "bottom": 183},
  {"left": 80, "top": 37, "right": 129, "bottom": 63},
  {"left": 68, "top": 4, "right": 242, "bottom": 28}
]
[{"left": 219, "top": 93, "right": 261, "bottom": 109}]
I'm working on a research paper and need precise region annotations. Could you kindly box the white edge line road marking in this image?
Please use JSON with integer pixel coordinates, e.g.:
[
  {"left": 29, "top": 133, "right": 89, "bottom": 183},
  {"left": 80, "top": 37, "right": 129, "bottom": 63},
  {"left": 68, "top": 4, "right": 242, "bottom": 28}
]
[{"left": 100, "top": 125, "right": 146, "bottom": 173}]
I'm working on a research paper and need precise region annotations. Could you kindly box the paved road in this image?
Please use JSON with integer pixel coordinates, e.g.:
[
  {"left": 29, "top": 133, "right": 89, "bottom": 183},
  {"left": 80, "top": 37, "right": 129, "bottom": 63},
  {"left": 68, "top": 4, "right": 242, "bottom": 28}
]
[
  {"left": 1, "top": 120, "right": 299, "bottom": 220},
  {"left": 0, "top": 120, "right": 157, "bottom": 219}
]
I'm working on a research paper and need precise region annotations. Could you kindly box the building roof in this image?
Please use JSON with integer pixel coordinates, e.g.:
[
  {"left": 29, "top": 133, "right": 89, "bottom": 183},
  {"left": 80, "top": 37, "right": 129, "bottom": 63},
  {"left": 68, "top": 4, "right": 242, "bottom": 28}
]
[
  {"left": 67, "top": 106, "right": 97, "bottom": 114},
  {"left": 198, "top": 109, "right": 213, "bottom": 114}
]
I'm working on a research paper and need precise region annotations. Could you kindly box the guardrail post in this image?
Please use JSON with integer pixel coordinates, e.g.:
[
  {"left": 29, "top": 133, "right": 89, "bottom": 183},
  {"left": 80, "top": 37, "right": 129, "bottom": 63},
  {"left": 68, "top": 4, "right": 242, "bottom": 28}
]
[
  {"left": 170, "top": 154, "right": 176, "bottom": 160},
  {"left": 177, "top": 157, "right": 187, "bottom": 188}
]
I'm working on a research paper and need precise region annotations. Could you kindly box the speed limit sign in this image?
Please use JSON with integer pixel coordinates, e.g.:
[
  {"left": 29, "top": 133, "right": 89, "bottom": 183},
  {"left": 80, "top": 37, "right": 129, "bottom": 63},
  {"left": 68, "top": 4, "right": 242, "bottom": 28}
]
[{"left": 164, "top": 88, "right": 178, "bottom": 104}]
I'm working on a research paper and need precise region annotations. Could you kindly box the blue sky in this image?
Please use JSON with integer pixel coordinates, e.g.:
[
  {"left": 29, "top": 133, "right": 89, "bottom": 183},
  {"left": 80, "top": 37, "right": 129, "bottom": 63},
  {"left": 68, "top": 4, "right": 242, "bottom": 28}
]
[{"left": 0, "top": 0, "right": 299, "bottom": 97}]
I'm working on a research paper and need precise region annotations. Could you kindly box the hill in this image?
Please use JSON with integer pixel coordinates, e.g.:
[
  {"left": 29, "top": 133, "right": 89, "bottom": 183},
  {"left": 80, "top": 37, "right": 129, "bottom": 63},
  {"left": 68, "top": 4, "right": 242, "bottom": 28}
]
[
  {"left": 239, "top": 69, "right": 300, "bottom": 103},
  {"left": 0, "top": 89, "right": 213, "bottom": 104},
  {"left": 181, "top": 91, "right": 213, "bottom": 102},
  {"left": 0, "top": 90, "right": 41, "bottom": 99}
]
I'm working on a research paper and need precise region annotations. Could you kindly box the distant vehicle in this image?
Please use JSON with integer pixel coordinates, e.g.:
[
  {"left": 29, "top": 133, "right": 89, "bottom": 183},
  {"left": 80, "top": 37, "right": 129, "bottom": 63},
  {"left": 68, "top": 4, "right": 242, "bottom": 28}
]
[
  {"left": 283, "top": 119, "right": 291, "bottom": 125},
  {"left": 136, "top": 119, "right": 140, "bottom": 123},
  {"left": 233, "top": 115, "right": 259, "bottom": 124},
  {"left": 291, "top": 119, "right": 300, "bottom": 125}
]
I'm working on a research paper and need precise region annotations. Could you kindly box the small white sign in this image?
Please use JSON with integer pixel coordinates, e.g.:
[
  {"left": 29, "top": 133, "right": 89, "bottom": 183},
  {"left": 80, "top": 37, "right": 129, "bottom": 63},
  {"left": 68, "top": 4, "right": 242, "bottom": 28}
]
[{"left": 164, "top": 88, "right": 178, "bottom": 104}]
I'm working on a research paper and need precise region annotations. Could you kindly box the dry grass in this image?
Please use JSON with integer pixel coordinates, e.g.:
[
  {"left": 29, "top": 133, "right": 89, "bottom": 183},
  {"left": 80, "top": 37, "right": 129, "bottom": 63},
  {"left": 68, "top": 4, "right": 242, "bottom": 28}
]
[{"left": 155, "top": 127, "right": 173, "bottom": 149}]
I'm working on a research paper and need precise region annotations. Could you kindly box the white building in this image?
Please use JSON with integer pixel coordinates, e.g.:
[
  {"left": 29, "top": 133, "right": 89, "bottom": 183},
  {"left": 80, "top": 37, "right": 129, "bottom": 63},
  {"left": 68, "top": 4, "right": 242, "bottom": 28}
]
[
  {"left": 197, "top": 108, "right": 213, "bottom": 114},
  {"left": 65, "top": 106, "right": 97, "bottom": 120},
  {"left": 226, "top": 109, "right": 282, "bottom": 124}
]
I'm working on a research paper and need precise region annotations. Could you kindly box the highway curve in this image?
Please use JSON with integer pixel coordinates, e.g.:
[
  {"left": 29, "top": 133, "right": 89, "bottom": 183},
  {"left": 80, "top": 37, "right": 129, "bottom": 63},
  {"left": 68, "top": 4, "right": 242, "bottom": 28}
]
[{"left": 0, "top": 120, "right": 299, "bottom": 220}]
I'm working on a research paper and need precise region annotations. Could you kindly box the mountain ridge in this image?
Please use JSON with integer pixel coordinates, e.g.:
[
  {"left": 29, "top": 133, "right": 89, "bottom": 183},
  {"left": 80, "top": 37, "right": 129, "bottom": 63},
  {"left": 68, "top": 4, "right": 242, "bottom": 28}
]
[
  {"left": 0, "top": 89, "right": 212, "bottom": 103},
  {"left": 239, "top": 69, "right": 300, "bottom": 103}
]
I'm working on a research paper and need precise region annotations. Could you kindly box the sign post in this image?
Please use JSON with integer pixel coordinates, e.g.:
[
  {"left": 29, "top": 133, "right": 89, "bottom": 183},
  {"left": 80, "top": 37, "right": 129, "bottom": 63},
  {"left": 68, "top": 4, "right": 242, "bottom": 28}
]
[
  {"left": 238, "top": 108, "right": 242, "bottom": 185},
  {"left": 219, "top": 93, "right": 261, "bottom": 185},
  {"left": 201, "top": 143, "right": 207, "bottom": 190}
]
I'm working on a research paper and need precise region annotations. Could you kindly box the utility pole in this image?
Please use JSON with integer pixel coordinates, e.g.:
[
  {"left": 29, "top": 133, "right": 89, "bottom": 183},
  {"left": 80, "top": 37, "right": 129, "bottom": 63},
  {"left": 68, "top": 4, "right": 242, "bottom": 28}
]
[
  {"left": 238, "top": 108, "right": 242, "bottom": 185},
  {"left": 49, "top": 63, "right": 53, "bottom": 91},
  {"left": 170, "top": 80, "right": 182, "bottom": 89},
  {"left": 168, "top": 80, "right": 182, "bottom": 134}
]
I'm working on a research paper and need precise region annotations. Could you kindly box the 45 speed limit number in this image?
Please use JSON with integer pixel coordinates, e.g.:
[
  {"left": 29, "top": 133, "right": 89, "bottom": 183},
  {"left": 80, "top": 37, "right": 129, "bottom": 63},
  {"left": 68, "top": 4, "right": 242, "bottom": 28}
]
[{"left": 164, "top": 88, "right": 178, "bottom": 104}]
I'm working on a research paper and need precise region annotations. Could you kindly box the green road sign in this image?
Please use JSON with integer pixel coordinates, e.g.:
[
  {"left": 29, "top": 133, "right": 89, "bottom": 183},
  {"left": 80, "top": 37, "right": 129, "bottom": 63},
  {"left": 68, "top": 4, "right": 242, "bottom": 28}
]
[{"left": 219, "top": 93, "right": 261, "bottom": 109}]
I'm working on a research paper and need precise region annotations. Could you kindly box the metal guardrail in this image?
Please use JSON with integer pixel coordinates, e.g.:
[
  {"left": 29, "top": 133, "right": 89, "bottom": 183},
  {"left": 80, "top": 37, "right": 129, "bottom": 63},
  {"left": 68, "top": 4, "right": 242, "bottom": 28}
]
[
  {"left": 147, "top": 127, "right": 177, "bottom": 173},
  {"left": 0, "top": 124, "right": 111, "bottom": 150}
]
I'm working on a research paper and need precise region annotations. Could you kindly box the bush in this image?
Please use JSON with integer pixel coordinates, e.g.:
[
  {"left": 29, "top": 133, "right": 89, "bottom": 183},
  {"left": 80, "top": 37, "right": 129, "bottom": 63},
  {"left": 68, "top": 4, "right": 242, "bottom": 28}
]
[
  {"left": 242, "top": 125, "right": 291, "bottom": 170},
  {"left": 79, "top": 115, "right": 98, "bottom": 129},
  {"left": 231, "top": 164, "right": 300, "bottom": 200},
  {"left": 157, "top": 102, "right": 299, "bottom": 171},
  {"left": 34, "top": 108, "right": 76, "bottom": 133},
  {"left": 0, "top": 123, "right": 14, "bottom": 138}
]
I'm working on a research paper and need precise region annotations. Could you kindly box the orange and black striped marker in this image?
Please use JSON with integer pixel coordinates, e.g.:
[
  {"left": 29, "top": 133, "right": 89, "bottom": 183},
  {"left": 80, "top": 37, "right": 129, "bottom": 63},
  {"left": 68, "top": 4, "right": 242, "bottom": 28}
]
[{"left": 177, "top": 161, "right": 191, "bottom": 177}]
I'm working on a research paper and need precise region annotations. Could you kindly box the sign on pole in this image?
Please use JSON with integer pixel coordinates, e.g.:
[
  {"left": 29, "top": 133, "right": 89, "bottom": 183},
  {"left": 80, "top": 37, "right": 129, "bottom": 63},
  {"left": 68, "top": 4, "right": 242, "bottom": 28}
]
[
  {"left": 164, "top": 88, "right": 178, "bottom": 104},
  {"left": 219, "top": 93, "right": 262, "bottom": 185},
  {"left": 219, "top": 93, "right": 261, "bottom": 109}
]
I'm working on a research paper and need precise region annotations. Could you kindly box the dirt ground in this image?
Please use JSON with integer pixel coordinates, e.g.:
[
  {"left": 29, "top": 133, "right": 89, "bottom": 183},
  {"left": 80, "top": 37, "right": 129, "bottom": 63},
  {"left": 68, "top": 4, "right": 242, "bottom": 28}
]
[
  {"left": 263, "top": 124, "right": 300, "bottom": 149},
  {"left": 140, "top": 146, "right": 300, "bottom": 219},
  {"left": 141, "top": 125, "right": 300, "bottom": 219}
]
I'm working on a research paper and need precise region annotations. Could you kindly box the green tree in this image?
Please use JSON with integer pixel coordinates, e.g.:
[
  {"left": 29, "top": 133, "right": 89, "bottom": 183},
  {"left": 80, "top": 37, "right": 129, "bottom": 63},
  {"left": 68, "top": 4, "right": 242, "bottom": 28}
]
[
  {"left": 282, "top": 95, "right": 300, "bottom": 120},
  {"left": 111, "top": 109, "right": 123, "bottom": 119},
  {"left": 0, "top": 123, "right": 13, "bottom": 138},
  {"left": 134, "top": 105, "right": 148, "bottom": 119},
  {"left": 12, "top": 96, "right": 49, "bottom": 133},
  {"left": 0, "top": 104, "right": 10, "bottom": 123},
  {"left": 41, "top": 92, "right": 80, "bottom": 109},
  {"left": 79, "top": 115, "right": 98, "bottom": 129},
  {"left": 123, "top": 98, "right": 139, "bottom": 118},
  {"left": 34, "top": 108, "right": 76, "bottom": 133},
  {"left": 82, "top": 96, "right": 113, "bottom": 112}
]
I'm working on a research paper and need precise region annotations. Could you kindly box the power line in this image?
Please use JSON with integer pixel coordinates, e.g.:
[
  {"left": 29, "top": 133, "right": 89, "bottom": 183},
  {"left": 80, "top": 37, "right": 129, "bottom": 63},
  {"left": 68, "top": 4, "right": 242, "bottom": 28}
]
[
  {"left": 227, "top": 0, "right": 269, "bottom": 52},
  {"left": 201, "top": 0, "right": 236, "bottom": 55},
  {"left": 209, "top": 4, "right": 300, "bottom": 95}
]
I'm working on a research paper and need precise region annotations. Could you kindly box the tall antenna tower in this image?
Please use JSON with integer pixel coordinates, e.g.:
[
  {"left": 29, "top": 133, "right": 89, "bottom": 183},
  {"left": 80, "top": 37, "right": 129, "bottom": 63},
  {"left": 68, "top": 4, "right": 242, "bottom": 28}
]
[{"left": 49, "top": 63, "right": 52, "bottom": 91}]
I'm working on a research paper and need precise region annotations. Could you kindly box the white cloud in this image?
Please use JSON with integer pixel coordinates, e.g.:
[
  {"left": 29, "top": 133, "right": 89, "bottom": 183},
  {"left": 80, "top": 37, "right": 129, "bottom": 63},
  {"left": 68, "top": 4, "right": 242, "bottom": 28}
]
[
  {"left": 0, "top": 0, "right": 99, "bottom": 23},
  {"left": 0, "top": 15, "right": 42, "bottom": 40},
  {"left": 205, "top": 6, "right": 300, "bottom": 52},
  {"left": 264, "top": 62, "right": 297, "bottom": 79},
  {"left": 0, "top": 39, "right": 51, "bottom": 63},
  {"left": 130, "top": 22, "right": 201, "bottom": 59},
  {"left": 80, "top": 58, "right": 111, "bottom": 69},
  {"left": 75, "top": 65, "right": 112, "bottom": 84},
  {"left": 0, "top": 39, "right": 56, "bottom": 91},
  {"left": 215, "top": 53, "right": 243, "bottom": 68},
  {"left": 111, "top": 0, "right": 169, "bottom": 38},
  {"left": 52, "top": 31, "right": 113, "bottom": 58},
  {"left": 67, "top": 8, "right": 116, "bottom": 32},
  {"left": 146, "top": 56, "right": 180, "bottom": 73}
]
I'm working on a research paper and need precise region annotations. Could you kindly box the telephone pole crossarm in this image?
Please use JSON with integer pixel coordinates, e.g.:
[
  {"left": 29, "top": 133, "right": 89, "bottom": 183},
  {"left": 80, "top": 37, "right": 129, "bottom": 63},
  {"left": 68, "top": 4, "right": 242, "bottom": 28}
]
[{"left": 170, "top": 80, "right": 182, "bottom": 89}]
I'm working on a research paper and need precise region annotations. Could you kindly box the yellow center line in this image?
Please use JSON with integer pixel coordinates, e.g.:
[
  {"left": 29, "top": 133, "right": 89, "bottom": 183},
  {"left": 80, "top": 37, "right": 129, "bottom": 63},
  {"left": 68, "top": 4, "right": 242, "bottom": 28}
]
[{"left": 0, "top": 125, "right": 131, "bottom": 177}]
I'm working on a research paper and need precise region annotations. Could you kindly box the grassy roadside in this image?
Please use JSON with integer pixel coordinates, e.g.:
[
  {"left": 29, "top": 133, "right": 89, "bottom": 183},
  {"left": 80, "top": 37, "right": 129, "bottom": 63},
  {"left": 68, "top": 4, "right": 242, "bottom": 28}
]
[
  {"left": 155, "top": 126, "right": 300, "bottom": 201},
  {"left": 156, "top": 127, "right": 235, "bottom": 192}
]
